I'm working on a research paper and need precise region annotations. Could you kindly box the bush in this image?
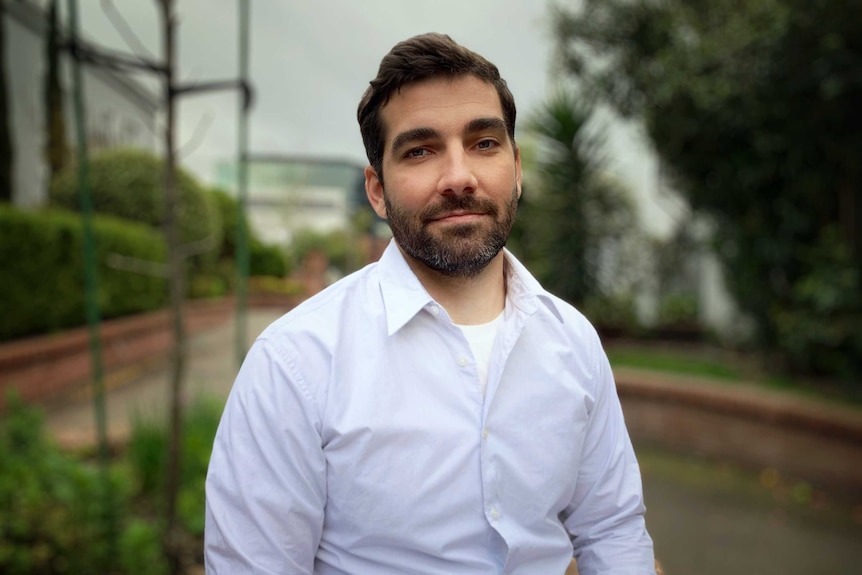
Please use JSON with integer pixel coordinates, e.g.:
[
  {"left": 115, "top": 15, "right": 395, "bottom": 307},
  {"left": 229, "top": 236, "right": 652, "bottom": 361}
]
[
  {"left": 49, "top": 148, "right": 221, "bottom": 258},
  {"left": 209, "top": 187, "right": 288, "bottom": 278},
  {"left": 250, "top": 238, "right": 287, "bottom": 277},
  {"left": 127, "top": 396, "right": 224, "bottom": 535},
  {"left": 0, "top": 392, "right": 165, "bottom": 574},
  {"left": 118, "top": 520, "right": 169, "bottom": 575},
  {"left": 49, "top": 148, "right": 222, "bottom": 283},
  {"left": 207, "top": 187, "right": 246, "bottom": 261},
  {"left": 0, "top": 206, "right": 167, "bottom": 340},
  {"left": 582, "top": 293, "right": 641, "bottom": 337},
  {"left": 247, "top": 275, "right": 304, "bottom": 297},
  {"left": 772, "top": 228, "right": 862, "bottom": 379},
  {"left": 657, "top": 293, "right": 699, "bottom": 327}
]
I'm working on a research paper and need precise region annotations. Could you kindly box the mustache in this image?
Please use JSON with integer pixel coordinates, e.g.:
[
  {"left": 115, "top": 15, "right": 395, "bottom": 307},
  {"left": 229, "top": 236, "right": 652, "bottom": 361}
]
[{"left": 419, "top": 195, "right": 499, "bottom": 221}]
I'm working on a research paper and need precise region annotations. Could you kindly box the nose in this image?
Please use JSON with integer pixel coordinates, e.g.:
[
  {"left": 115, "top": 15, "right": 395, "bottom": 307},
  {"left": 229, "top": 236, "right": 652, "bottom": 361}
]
[{"left": 437, "top": 148, "right": 478, "bottom": 196}]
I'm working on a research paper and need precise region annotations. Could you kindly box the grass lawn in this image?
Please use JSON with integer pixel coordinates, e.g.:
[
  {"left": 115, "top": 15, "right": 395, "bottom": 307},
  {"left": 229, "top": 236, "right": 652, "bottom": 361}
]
[
  {"left": 606, "top": 347, "right": 742, "bottom": 381},
  {"left": 605, "top": 341, "right": 862, "bottom": 407}
]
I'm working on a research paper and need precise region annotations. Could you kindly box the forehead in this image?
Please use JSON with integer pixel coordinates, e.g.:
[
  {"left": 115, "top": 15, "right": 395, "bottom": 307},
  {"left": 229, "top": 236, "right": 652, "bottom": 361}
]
[{"left": 379, "top": 75, "right": 504, "bottom": 144}]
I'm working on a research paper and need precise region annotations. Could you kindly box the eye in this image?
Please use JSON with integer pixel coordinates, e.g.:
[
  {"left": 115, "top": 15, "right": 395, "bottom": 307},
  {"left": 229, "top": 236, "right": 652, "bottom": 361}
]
[
  {"left": 405, "top": 148, "right": 429, "bottom": 159},
  {"left": 476, "top": 139, "right": 499, "bottom": 150}
]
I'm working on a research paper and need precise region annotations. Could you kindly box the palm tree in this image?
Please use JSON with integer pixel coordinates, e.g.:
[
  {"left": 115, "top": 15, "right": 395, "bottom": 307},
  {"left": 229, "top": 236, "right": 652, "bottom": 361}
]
[{"left": 516, "top": 89, "right": 637, "bottom": 309}]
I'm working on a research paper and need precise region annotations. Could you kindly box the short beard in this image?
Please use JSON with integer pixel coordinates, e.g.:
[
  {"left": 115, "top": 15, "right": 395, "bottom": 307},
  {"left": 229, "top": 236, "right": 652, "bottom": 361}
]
[{"left": 384, "top": 186, "right": 519, "bottom": 278}]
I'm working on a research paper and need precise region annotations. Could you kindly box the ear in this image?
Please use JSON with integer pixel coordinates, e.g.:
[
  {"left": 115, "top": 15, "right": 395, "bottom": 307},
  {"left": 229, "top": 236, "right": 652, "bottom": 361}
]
[
  {"left": 514, "top": 145, "right": 523, "bottom": 200},
  {"left": 365, "top": 165, "right": 388, "bottom": 219}
]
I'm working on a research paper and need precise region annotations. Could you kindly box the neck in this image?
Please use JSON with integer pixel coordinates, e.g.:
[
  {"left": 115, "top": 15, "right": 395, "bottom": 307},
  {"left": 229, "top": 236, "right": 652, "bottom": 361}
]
[{"left": 399, "top": 246, "right": 507, "bottom": 325}]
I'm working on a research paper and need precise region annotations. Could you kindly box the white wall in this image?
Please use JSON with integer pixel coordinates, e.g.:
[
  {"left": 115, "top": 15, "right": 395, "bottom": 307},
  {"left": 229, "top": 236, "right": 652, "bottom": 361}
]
[{"left": 6, "top": 3, "right": 47, "bottom": 207}]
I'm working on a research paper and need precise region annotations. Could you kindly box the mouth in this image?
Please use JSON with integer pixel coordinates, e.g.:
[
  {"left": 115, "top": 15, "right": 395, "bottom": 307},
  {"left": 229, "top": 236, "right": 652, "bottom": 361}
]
[{"left": 428, "top": 211, "right": 487, "bottom": 224}]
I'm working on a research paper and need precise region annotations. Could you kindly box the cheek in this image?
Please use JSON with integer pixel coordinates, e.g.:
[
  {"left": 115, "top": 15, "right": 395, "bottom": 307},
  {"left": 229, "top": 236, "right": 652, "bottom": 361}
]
[{"left": 385, "top": 176, "right": 434, "bottom": 212}]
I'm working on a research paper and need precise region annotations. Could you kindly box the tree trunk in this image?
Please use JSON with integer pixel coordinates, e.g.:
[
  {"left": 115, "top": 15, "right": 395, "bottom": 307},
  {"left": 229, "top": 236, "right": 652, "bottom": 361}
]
[{"left": 157, "top": 1, "right": 187, "bottom": 572}]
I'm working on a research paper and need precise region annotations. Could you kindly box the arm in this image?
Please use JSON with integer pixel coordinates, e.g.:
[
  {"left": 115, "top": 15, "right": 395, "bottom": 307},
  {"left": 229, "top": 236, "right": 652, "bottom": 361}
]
[
  {"left": 561, "top": 338, "right": 655, "bottom": 574},
  {"left": 205, "top": 338, "right": 326, "bottom": 574}
]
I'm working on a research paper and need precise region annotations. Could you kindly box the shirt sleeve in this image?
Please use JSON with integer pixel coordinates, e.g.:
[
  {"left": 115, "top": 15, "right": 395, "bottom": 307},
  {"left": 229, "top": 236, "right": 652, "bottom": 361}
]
[
  {"left": 561, "top": 334, "right": 656, "bottom": 574},
  {"left": 205, "top": 337, "right": 326, "bottom": 575}
]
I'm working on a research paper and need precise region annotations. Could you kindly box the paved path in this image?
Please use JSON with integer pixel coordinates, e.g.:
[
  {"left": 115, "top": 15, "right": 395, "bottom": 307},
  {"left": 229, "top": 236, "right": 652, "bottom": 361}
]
[
  {"left": 639, "top": 446, "right": 862, "bottom": 575},
  {"left": 45, "top": 309, "right": 284, "bottom": 448}
]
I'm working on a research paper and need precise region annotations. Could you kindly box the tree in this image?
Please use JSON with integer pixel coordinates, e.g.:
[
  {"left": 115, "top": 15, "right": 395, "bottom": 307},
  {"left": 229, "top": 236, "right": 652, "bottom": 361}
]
[
  {"left": 514, "top": 89, "right": 640, "bottom": 313},
  {"left": 554, "top": 0, "right": 862, "bottom": 378}
]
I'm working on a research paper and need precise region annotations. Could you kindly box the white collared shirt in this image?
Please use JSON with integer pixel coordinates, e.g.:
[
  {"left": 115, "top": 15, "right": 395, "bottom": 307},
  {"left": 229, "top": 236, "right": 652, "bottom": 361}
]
[{"left": 205, "top": 241, "right": 655, "bottom": 575}]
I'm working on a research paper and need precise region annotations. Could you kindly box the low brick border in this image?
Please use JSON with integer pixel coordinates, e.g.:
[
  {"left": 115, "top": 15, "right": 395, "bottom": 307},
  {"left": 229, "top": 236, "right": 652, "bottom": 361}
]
[
  {"left": 0, "top": 298, "right": 233, "bottom": 407},
  {"left": 0, "top": 294, "right": 299, "bottom": 408},
  {"left": 616, "top": 367, "right": 862, "bottom": 492}
]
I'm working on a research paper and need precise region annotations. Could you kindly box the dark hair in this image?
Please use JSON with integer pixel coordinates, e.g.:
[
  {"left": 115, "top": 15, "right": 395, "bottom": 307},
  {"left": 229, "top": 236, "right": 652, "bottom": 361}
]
[{"left": 357, "top": 33, "right": 517, "bottom": 185}]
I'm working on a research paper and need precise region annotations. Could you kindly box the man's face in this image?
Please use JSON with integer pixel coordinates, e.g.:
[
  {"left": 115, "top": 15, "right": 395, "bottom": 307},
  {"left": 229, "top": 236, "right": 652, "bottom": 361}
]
[{"left": 365, "top": 75, "right": 522, "bottom": 278}]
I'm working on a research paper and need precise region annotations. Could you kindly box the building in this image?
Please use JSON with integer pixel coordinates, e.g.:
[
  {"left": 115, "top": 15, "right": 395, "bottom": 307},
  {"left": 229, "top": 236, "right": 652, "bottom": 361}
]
[{"left": 215, "top": 154, "right": 378, "bottom": 248}]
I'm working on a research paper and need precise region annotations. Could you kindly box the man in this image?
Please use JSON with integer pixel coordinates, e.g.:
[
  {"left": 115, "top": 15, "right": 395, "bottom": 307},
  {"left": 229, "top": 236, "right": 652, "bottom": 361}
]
[{"left": 206, "top": 33, "right": 655, "bottom": 574}]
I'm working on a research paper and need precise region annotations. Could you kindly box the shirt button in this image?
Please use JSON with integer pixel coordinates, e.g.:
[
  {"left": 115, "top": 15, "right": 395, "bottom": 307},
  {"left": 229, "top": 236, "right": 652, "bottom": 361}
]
[
  {"left": 429, "top": 305, "right": 440, "bottom": 315},
  {"left": 457, "top": 356, "right": 468, "bottom": 367},
  {"left": 482, "top": 428, "right": 489, "bottom": 440},
  {"left": 490, "top": 508, "right": 500, "bottom": 521}
]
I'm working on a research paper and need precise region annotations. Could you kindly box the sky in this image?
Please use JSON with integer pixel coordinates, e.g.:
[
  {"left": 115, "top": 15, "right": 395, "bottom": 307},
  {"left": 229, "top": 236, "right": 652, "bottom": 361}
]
[
  {"left": 70, "top": 0, "right": 679, "bottom": 237},
  {"left": 74, "top": 1, "right": 551, "bottom": 174}
]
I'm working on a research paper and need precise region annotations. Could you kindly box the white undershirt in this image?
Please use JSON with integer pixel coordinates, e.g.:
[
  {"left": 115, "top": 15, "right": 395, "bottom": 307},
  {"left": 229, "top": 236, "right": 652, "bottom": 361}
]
[{"left": 456, "top": 312, "right": 504, "bottom": 397}]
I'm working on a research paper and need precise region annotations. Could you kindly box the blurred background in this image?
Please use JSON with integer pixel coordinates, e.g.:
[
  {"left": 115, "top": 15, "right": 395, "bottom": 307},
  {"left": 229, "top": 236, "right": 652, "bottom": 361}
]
[{"left": 1, "top": 1, "right": 860, "bottom": 574}]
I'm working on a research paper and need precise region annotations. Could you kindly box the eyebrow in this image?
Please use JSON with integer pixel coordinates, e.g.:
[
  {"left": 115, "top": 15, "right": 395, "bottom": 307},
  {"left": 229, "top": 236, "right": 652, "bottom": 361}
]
[
  {"left": 389, "top": 117, "right": 508, "bottom": 156},
  {"left": 464, "top": 117, "right": 507, "bottom": 136},
  {"left": 390, "top": 127, "right": 440, "bottom": 156}
]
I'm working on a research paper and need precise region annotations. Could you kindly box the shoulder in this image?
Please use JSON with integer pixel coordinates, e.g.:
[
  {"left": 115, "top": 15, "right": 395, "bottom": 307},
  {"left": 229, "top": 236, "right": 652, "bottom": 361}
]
[
  {"left": 540, "top": 292, "right": 605, "bottom": 355},
  {"left": 256, "top": 262, "right": 384, "bottom": 361}
]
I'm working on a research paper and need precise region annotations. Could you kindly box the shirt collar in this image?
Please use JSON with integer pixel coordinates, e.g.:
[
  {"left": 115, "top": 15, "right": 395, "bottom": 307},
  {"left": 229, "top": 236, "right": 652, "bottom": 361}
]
[
  {"left": 378, "top": 241, "right": 435, "bottom": 336},
  {"left": 377, "top": 240, "right": 565, "bottom": 336},
  {"left": 502, "top": 248, "right": 566, "bottom": 324}
]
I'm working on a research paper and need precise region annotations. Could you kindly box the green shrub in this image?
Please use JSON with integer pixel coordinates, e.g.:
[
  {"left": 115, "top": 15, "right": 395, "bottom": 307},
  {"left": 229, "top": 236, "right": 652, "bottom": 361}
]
[
  {"left": 0, "top": 392, "right": 136, "bottom": 574},
  {"left": 128, "top": 396, "right": 224, "bottom": 535},
  {"left": 250, "top": 238, "right": 287, "bottom": 277},
  {"left": 657, "top": 293, "right": 699, "bottom": 327},
  {"left": 188, "top": 273, "right": 230, "bottom": 299},
  {"left": 582, "top": 293, "right": 641, "bottom": 336},
  {"left": 248, "top": 275, "right": 304, "bottom": 297},
  {"left": 208, "top": 186, "right": 246, "bottom": 261},
  {"left": 209, "top": 186, "right": 288, "bottom": 278},
  {"left": 772, "top": 228, "right": 862, "bottom": 379},
  {"left": 49, "top": 148, "right": 222, "bottom": 264},
  {"left": 0, "top": 205, "right": 167, "bottom": 340},
  {"left": 118, "top": 520, "right": 169, "bottom": 575}
]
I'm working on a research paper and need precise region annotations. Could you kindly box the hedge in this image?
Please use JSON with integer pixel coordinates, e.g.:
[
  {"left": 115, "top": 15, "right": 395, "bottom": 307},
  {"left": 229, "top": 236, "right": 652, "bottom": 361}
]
[
  {"left": 48, "top": 148, "right": 221, "bottom": 273},
  {"left": 0, "top": 206, "right": 167, "bottom": 340}
]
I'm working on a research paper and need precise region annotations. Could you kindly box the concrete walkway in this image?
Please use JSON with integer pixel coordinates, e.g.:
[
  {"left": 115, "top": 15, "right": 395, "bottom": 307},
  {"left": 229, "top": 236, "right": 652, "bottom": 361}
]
[{"left": 45, "top": 308, "right": 284, "bottom": 448}]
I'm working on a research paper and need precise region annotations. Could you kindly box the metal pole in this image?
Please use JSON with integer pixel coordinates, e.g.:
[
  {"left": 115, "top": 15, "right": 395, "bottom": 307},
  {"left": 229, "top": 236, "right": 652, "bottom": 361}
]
[
  {"left": 235, "top": 0, "right": 251, "bottom": 365},
  {"left": 66, "top": 0, "right": 116, "bottom": 559}
]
